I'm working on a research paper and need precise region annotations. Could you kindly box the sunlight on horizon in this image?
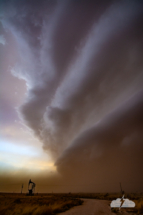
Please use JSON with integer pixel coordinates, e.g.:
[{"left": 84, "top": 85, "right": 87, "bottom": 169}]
[{"left": 0, "top": 139, "right": 56, "bottom": 172}]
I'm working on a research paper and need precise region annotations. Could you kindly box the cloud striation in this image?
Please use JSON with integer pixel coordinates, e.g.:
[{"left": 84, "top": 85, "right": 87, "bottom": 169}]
[{"left": 1, "top": 0, "right": 143, "bottom": 191}]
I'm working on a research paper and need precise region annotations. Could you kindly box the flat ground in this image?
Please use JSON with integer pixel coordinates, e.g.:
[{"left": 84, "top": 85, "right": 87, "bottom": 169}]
[
  {"left": 0, "top": 193, "right": 142, "bottom": 215},
  {"left": 59, "top": 199, "right": 113, "bottom": 215},
  {"left": 59, "top": 198, "right": 137, "bottom": 215},
  {"left": 0, "top": 193, "right": 83, "bottom": 215}
]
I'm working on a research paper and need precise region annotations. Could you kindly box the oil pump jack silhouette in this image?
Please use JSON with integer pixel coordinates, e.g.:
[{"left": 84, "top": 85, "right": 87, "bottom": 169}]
[
  {"left": 28, "top": 179, "right": 36, "bottom": 195},
  {"left": 21, "top": 184, "right": 23, "bottom": 194}
]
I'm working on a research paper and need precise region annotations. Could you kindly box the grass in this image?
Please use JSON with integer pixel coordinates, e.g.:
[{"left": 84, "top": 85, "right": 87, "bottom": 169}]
[
  {"left": 0, "top": 193, "right": 83, "bottom": 215},
  {"left": 1, "top": 192, "right": 143, "bottom": 215},
  {"left": 134, "top": 198, "right": 143, "bottom": 214}
]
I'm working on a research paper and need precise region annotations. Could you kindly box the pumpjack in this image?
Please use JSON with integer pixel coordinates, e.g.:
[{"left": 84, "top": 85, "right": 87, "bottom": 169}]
[{"left": 28, "top": 179, "right": 36, "bottom": 195}]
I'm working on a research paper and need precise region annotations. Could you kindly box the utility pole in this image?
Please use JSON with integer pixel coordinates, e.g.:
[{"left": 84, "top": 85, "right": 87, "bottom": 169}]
[
  {"left": 21, "top": 184, "right": 23, "bottom": 194},
  {"left": 120, "top": 182, "right": 124, "bottom": 195}
]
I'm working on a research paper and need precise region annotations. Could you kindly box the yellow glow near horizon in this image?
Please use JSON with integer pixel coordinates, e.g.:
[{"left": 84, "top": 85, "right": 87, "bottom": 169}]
[
  {"left": 0, "top": 138, "right": 56, "bottom": 172},
  {"left": 0, "top": 154, "right": 56, "bottom": 172}
]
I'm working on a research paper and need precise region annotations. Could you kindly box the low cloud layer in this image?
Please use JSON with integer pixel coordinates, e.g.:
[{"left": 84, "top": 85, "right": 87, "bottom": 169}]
[{"left": 1, "top": 0, "right": 143, "bottom": 191}]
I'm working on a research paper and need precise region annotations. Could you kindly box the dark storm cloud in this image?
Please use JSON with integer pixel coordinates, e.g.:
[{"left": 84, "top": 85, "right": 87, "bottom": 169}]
[
  {"left": 1, "top": 0, "right": 143, "bottom": 191},
  {"left": 56, "top": 91, "right": 143, "bottom": 191},
  {"left": 40, "top": 0, "right": 143, "bottom": 157}
]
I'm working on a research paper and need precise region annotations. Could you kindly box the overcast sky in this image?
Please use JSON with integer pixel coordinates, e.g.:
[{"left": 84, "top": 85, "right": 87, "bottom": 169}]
[{"left": 0, "top": 0, "right": 143, "bottom": 193}]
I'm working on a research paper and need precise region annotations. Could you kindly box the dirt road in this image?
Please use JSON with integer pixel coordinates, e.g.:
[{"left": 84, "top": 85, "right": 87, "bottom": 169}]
[{"left": 59, "top": 199, "right": 131, "bottom": 215}]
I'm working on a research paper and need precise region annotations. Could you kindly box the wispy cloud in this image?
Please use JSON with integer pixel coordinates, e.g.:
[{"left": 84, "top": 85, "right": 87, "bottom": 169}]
[{"left": 0, "top": 34, "right": 6, "bottom": 45}]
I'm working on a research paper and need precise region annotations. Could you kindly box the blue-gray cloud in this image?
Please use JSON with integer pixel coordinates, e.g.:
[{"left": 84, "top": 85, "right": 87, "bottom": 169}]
[
  {"left": 0, "top": 34, "right": 6, "bottom": 45},
  {"left": 1, "top": 0, "right": 143, "bottom": 191}
]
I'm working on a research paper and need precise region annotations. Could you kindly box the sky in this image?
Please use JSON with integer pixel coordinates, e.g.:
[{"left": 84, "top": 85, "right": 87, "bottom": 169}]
[{"left": 0, "top": 0, "right": 143, "bottom": 193}]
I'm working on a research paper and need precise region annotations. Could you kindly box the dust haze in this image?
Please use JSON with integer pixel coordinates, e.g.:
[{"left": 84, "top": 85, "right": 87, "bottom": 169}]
[{"left": 0, "top": 0, "right": 143, "bottom": 192}]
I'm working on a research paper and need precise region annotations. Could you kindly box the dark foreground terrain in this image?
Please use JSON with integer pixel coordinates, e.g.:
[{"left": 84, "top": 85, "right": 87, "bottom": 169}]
[
  {"left": 0, "top": 193, "right": 143, "bottom": 215},
  {"left": 0, "top": 193, "right": 83, "bottom": 215}
]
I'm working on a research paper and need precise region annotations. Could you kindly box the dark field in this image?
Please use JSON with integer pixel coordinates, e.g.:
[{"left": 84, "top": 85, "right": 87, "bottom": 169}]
[
  {"left": 0, "top": 193, "right": 83, "bottom": 215},
  {"left": 0, "top": 192, "right": 143, "bottom": 215}
]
